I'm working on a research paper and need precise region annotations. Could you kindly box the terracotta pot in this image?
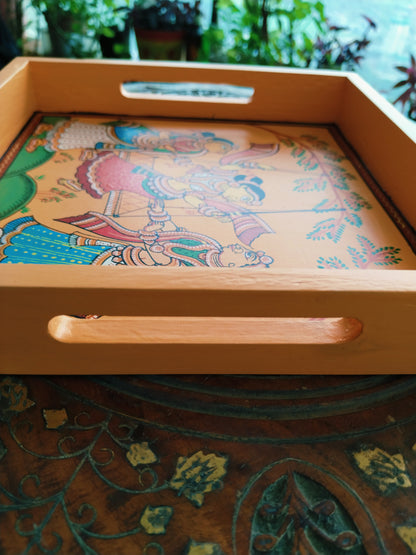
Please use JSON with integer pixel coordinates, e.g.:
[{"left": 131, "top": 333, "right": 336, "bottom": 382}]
[{"left": 134, "top": 29, "right": 185, "bottom": 60}]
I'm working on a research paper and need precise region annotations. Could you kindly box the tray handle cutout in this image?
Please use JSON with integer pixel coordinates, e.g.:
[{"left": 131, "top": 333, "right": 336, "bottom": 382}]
[
  {"left": 48, "top": 316, "right": 362, "bottom": 345},
  {"left": 121, "top": 81, "right": 255, "bottom": 104}
]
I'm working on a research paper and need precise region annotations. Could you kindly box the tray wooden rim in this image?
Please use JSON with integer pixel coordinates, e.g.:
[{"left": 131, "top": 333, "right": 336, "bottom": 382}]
[{"left": 1, "top": 59, "right": 416, "bottom": 373}]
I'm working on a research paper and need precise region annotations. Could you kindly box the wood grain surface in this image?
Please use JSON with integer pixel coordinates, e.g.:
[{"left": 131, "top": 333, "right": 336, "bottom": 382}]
[{"left": 1, "top": 374, "right": 416, "bottom": 554}]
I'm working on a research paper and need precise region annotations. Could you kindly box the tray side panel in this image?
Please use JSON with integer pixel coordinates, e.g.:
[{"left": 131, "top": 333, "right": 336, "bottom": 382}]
[
  {"left": 1, "top": 266, "right": 416, "bottom": 374},
  {"left": 0, "top": 58, "right": 37, "bottom": 158},
  {"left": 338, "top": 75, "right": 416, "bottom": 233},
  {"left": 27, "top": 58, "right": 345, "bottom": 123}
]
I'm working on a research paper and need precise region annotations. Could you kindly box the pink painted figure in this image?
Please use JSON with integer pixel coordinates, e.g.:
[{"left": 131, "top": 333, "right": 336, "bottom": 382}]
[{"left": 67, "top": 151, "right": 274, "bottom": 246}]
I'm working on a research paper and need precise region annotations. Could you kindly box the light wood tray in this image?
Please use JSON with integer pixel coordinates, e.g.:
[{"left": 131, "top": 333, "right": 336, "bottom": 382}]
[{"left": 1, "top": 57, "right": 415, "bottom": 374}]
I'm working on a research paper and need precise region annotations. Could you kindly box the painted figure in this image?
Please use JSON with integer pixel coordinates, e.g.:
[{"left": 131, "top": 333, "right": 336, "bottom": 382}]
[
  {"left": 0, "top": 216, "right": 273, "bottom": 268},
  {"left": 0, "top": 115, "right": 283, "bottom": 268},
  {"left": 61, "top": 151, "right": 274, "bottom": 246},
  {"left": 27, "top": 119, "right": 234, "bottom": 161}
]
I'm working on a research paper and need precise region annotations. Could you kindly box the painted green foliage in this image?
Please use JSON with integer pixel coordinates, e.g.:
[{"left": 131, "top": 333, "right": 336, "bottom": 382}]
[
  {"left": 0, "top": 116, "right": 63, "bottom": 219},
  {"left": 251, "top": 472, "right": 365, "bottom": 554},
  {"left": 0, "top": 173, "right": 37, "bottom": 219}
]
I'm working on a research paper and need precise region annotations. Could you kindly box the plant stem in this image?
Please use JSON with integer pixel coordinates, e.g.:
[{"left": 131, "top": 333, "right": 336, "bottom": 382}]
[{"left": 261, "top": 0, "right": 268, "bottom": 43}]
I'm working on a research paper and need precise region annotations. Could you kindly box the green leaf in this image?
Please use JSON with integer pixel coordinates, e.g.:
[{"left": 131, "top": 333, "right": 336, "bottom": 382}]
[
  {"left": 315, "top": 1, "right": 325, "bottom": 19},
  {"left": 5, "top": 144, "right": 54, "bottom": 178},
  {"left": 0, "top": 174, "right": 37, "bottom": 220}
]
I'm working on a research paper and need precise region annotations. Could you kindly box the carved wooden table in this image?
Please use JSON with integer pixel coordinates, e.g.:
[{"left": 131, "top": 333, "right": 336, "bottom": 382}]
[{"left": 1, "top": 374, "right": 416, "bottom": 554}]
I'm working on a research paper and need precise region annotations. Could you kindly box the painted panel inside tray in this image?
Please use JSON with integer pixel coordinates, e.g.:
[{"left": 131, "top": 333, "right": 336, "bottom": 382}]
[{"left": 1, "top": 114, "right": 415, "bottom": 269}]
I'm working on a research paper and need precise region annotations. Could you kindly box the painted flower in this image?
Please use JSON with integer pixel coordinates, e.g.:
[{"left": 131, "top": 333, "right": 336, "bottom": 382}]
[
  {"left": 0, "top": 377, "right": 35, "bottom": 421},
  {"left": 170, "top": 451, "right": 228, "bottom": 507},
  {"left": 352, "top": 446, "right": 412, "bottom": 494},
  {"left": 184, "top": 539, "right": 225, "bottom": 555},
  {"left": 126, "top": 442, "right": 158, "bottom": 467},
  {"left": 42, "top": 408, "right": 68, "bottom": 429},
  {"left": 396, "top": 526, "right": 416, "bottom": 554},
  {"left": 139, "top": 505, "right": 173, "bottom": 535}
]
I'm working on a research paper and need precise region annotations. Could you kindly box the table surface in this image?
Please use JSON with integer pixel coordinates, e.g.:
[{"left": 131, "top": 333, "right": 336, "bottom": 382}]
[{"left": 1, "top": 374, "right": 416, "bottom": 554}]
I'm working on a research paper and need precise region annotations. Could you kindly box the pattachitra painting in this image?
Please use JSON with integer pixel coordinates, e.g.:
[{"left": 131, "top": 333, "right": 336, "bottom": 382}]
[{"left": 1, "top": 114, "right": 415, "bottom": 269}]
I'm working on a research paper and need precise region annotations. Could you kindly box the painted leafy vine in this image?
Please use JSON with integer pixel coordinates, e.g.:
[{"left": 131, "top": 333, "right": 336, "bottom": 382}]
[{"left": 278, "top": 133, "right": 372, "bottom": 244}]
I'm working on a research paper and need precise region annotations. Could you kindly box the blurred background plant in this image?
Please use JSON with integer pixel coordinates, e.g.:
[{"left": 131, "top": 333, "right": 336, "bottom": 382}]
[
  {"left": 392, "top": 54, "right": 416, "bottom": 121},
  {"left": 130, "top": 0, "right": 202, "bottom": 31},
  {"left": 0, "top": 0, "right": 23, "bottom": 66},
  {"left": 129, "top": 0, "right": 203, "bottom": 60},
  {"left": 0, "top": 0, "right": 415, "bottom": 121},
  {"left": 311, "top": 15, "right": 376, "bottom": 70},
  {"left": 0, "top": 1, "right": 23, "bottom": 48},
  {"left": 200, "top": 0, "right": 325, "bottom": 66},
  {"left": 200, "top": 0, "right": 375, "bottom": 71},
  {"left": 26, "top": 0, "right": 133, "bottom": 57}
]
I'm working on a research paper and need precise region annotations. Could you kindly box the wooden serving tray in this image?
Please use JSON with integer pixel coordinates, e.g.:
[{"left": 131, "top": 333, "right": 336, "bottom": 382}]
[{"left": 0, "top": 58, "right": 415, "bottom": 374}]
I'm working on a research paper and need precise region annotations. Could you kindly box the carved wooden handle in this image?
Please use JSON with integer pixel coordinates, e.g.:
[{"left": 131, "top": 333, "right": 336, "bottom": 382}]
[{"left": 48, "top": 315, "right": 362, "bottom": 345}]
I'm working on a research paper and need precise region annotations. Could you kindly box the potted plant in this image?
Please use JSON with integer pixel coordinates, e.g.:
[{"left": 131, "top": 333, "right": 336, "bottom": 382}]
[
  {"left": 311, "top": 16, "right": 377, "bottom": 70},
  {"left": 200, "top": 0, "right": 376, "bottom": 72},
  {"left": 98, "top": 0, "right": 134, "bottom": 59},
  {"left": 392, "top": 54, "right": 416, "bottom": 121},
  {"left": 200, "top": 0, "right": 327, "bottom": 66},
  {"left": 129, "top": 0, "right": 202, "bottom": 61},
  {"left": 0, "top": 16, "right": 21, "bottom": 70},
  {"left": 30, "top": 0, "right": 131, "bottom": 58}
]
